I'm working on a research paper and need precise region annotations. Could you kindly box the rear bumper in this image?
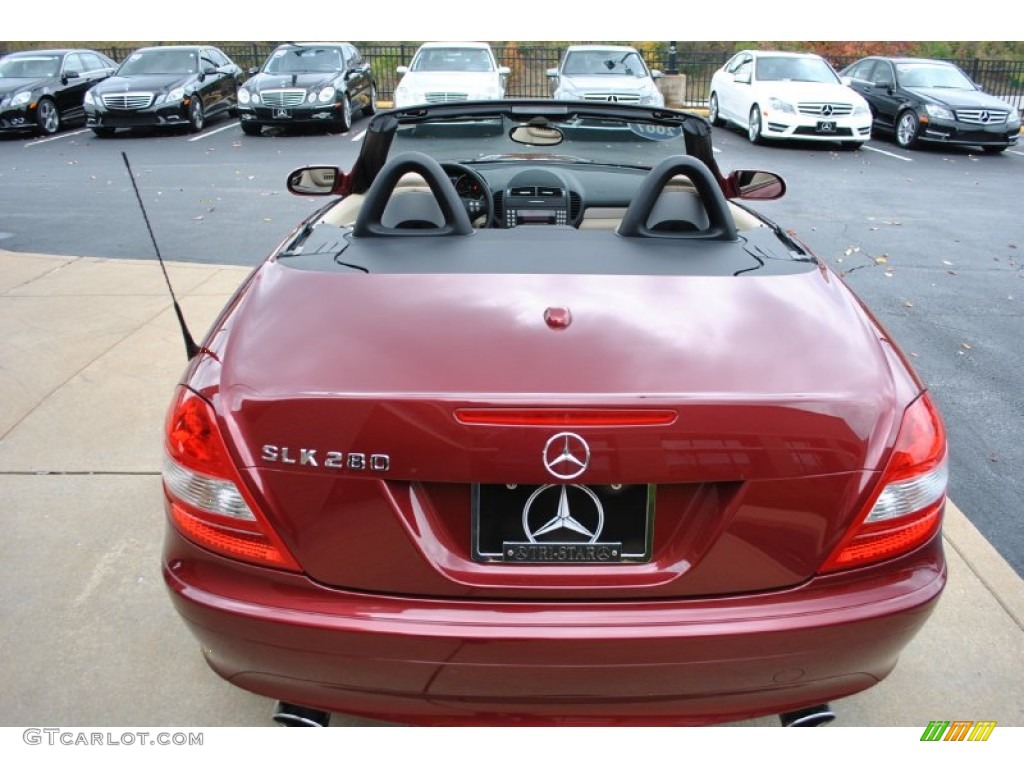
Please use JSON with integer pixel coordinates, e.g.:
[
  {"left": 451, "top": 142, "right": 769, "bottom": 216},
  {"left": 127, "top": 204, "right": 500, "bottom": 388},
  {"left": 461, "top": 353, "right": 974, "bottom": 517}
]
[
  {"left": 917, "top": 117, "right": 1019, "bottom": 147},
  {"left": 85, "top": 104, "right": 189, "bottom": 129},
  {"left": 164, "top": 527, "right": 945, "bottom": 725},
  {"left": 762, "top": 112, "right": 873, "bottom": 142},
  {"left": 238, "top": 104, "right": 342, "bottom": 126},
  {"left": 0, "top": 105, "right": 36, "bottom": 132}
]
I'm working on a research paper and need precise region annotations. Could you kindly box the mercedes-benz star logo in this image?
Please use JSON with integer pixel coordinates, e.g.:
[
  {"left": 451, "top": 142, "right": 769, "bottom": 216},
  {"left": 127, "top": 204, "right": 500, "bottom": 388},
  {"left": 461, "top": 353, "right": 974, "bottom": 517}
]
[
  {"left": 522, "top": 484, "right": 604, "bottom": 543},
  {"left": 821, "top": 104, "right": 834, "bottom": 117},
  {"left": 543, "top": 432, "right": 590, "bottom": 480}
]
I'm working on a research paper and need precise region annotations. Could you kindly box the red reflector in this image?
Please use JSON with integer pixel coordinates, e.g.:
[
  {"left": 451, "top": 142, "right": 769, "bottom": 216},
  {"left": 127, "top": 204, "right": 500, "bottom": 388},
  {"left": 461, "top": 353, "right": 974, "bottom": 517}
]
[
  {"left": 822, "top": 504, "right": 943, "bottom": 571},
  {"left": 454, "top": 409, "right": 677, "bottom": 427},
  {"left": 170, "top": 501, "right": 299, "bottom": 570}
]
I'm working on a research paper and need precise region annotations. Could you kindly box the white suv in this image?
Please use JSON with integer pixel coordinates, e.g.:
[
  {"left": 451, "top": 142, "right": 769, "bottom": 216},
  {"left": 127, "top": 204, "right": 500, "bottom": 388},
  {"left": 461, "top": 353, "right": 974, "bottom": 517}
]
[
  {"left": 393, "top": 42, "right": 509, "bottom": 108},
  {"left": 547, "top": 45, "right": 664, "bottom": 107}
]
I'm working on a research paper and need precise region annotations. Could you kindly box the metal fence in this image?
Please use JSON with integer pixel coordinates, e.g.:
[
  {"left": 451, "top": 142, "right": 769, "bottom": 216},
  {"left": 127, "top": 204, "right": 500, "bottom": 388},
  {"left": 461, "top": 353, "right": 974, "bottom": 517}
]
[{"left": 5, "top": 42, "right": 1023, "bottom": 114}]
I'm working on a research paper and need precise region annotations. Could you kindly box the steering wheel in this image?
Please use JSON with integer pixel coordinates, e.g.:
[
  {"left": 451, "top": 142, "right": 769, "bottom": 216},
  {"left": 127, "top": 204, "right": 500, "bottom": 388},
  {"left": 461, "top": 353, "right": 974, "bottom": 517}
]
[
  {"left": 352, "top": 151, "right": 474, "bottom": 237},
  {"left": 617, "top": 155, "right": 738, "bottom": 241},
  {"left": 442, "top": 162, "right": 494, "bottom": 229}
]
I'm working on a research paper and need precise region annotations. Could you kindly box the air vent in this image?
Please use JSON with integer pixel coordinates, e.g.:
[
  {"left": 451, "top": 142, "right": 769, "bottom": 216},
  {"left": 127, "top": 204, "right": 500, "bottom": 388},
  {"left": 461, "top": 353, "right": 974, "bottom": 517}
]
[
  {"left": 569, "top": 191, "right": 582, "bottom": 222},
  {"left": 509, "top": 187, "right": 536, "bottom": 197},
  {"left": 492, "top": 190, "right": 504, "bottom": 220},
  {"left": 537, "top": 187, "right": 564, "bottom": 198}
]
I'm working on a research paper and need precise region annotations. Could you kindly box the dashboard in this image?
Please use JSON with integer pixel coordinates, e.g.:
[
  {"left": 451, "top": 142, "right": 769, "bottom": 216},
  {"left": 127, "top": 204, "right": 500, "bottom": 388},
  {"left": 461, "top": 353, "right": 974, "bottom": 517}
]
[{"left": 444, "top": 163, "right": 592, "bottom": 229}]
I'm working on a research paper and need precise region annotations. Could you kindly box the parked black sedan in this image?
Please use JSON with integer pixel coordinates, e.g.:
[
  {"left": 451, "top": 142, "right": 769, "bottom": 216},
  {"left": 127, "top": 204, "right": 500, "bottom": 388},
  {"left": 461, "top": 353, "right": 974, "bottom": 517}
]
[
  {"left": 237, "top": 42, "right": 376, "bottom": 136},
  {"left": 84, "top": 45, "right": 243, "bottom": 136},
  {"left": 0, "top": 49, "right": 117, "bottom": 136},
  {"left": 841, "top": 56, "right": 1021, "bottom": 153}
]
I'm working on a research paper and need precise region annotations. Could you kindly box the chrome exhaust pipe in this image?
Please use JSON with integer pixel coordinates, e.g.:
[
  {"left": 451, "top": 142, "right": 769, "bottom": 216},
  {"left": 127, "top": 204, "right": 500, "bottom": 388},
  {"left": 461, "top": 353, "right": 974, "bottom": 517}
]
[
  {"left": 779, "top": 704, "right": 836, "bottom": 727},
  {"left": 272, "top": 701, "right": 331, "bottom": 727}
]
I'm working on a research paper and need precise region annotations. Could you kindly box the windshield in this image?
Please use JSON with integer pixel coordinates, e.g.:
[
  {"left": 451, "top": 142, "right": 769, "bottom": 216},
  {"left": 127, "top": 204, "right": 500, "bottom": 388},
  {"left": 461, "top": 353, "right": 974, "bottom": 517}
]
[
  {"left": 410, "top": 47, "right": 495, "bottom": 72},
  {"left": 896, "top": 63, "right": 974, "bottom": 89},
  {"left": 755, "top": 56, "right": 839, "bottom": 84},
  {"left": 562, "top": 50, "right": 650, "bottom": 78},
  {"left": 118, "top": 49, "right": 197, "bottom": 76},
  {"left": 388, "top": 113, "right": 690, "bottom": 168},
  {"left": 0, "top": 55, "right": 61, "bottom": 78},
  {"left": 264, "top": 46, "right": 343, "bottom": 74}
]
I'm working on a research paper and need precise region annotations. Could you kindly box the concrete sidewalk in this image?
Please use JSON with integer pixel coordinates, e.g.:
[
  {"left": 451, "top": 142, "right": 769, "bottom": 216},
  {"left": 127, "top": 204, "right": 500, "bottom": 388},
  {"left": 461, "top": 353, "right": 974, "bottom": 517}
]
[{"left": 1, "top": 249, "right": 1021, "bottom": 727}]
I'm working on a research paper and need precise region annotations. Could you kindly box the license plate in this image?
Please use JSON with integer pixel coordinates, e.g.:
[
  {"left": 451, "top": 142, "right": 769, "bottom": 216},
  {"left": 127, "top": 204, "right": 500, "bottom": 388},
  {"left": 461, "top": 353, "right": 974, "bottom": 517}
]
[
  {"left": 817, "top": 120, "right": 836, "bottom": 133},
  {"left": 273, "top": 108, "right": 292, "bottom": 119},
  {"left": 472, "top": 483, "right": 654, "bottom": 564}
]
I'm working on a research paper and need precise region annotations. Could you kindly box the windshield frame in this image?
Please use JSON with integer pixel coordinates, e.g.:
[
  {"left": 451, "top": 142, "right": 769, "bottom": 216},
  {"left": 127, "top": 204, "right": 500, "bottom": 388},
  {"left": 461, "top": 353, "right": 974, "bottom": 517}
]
[
  {"left": 263, "top": 45, "right": 344, "bottom": 75},
  {"left": 117, "top": 48, "right": 198, "bottom": 76},
  {"left": 895, "top": 62, "right": 976, "bottom": 90},
  {"left": 349, "top": 100, "right": 720, "bottom": 194},
  {"left": 0, "top": 54, "right": 62, "bottom": 79},
  {"left": 754, "top": 55, "right": 840, "bottom": 84},
  {"left": 561, "top": 49, "right": 652, "bottom": 79}
]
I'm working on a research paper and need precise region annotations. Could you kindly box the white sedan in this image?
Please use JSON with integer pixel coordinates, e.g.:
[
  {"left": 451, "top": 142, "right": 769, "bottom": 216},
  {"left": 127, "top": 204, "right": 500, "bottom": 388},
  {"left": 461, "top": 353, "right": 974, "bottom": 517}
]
[
  {"left": 393, "top": 42, "right": 509, "bottom": 108},
  {"left": 709, "top": 50, "right": 872, "bottom": 148}
]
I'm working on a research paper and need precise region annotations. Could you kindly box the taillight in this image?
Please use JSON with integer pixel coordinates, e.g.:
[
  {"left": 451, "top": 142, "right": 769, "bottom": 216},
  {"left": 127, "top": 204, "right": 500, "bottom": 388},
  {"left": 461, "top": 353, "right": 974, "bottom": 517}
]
[
  {"left": 820, "top": 392, "right": 947, "bottom": 573},
  {"left": 163, "top": 386, "right": 300, "bottom": 571}
]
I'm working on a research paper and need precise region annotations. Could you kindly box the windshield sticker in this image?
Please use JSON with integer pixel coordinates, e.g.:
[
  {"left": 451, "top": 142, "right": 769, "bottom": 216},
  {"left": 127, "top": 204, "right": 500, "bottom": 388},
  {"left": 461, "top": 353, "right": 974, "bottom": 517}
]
[{"left": 628, "top": 123, "right": 684, "bottom": 141}]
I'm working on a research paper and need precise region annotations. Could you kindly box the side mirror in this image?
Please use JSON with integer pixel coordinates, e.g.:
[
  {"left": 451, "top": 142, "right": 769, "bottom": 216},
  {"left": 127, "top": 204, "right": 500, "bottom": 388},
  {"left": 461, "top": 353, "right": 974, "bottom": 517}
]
[
  {"left": 840, "top": 75, "right": 853, "bottom": 87},
  {"left": 498, "top": 66, "right": 511, "bottom": 76},
  {"left": 396, "top": 65, "right": 409, "bottom": 75},
  {"left": 650, "top": 69, "right": 663, "bottom": 79},
  {"left": 247, "top": 66, "right": 259, "bottom": 76},
  {"left": 725, "top": 169, "right": 786, "bottom": 200},
  {"left": 545, "top": 68, "right": 558, "bottom": 78},
  {"left": 874, "top": 79, "right": 893, "bottom": 89},
  {"left": 734, "top": 72, "right": 751, "bottom": 85},
  {"left": 287, "top": 165, "right": 349, "bottom": 196},
  {"left": 62, "top": 70, "right": 80, "bottom": 84}
]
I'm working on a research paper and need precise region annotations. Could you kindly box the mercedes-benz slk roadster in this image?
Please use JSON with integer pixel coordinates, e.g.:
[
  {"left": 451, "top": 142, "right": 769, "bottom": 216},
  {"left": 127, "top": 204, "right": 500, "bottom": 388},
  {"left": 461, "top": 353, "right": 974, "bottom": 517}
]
[{"left": 161, "top": 100, "right": 947, "bottom": 727}]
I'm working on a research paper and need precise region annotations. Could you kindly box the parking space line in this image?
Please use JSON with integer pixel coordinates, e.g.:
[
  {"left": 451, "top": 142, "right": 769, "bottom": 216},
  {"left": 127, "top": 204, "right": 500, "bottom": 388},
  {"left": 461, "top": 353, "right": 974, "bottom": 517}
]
[
  {"left": 1007, "top": 149, "right": 1024, "bottom": 157},
  {"left": 350, "top": 130, "right": 366, "bottom": 142},
  {"left": 187, "top": 122, "right": 239, "bottom": 141},
  {"left": 861, "top": 145, "right": 913, "bottom": 162},
  {"left": 24, "top": 128, "right": 91, "bottom": 147}
]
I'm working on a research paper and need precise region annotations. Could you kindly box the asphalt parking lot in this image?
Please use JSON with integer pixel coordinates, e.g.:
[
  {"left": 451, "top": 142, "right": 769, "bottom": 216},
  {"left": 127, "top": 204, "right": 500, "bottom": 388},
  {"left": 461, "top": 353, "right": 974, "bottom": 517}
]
[
  {"left": 1, "top": 113, "right": 1022, "bottom": 730},
  {"left": 2, "top": 113, "right": 1021, "bottom": 578}
]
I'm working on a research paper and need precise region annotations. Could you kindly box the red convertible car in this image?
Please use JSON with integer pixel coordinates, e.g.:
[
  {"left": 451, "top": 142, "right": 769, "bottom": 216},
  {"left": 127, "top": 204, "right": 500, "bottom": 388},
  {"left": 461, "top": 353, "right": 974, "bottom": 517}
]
[{"left": 162, "top": 100, "right": 948, "bottom": 727}]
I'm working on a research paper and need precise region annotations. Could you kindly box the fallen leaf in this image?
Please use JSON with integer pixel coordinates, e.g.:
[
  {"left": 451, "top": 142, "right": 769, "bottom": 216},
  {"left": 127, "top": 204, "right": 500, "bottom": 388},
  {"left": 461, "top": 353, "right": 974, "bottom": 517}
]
[
  {"left": 947, "top": 270, "right": 958, "bottom": 275},
  {"left": 942, "top": 260, "right": 954, "bottom": 266},
  {"left": 874, "top": 256, "right": 888, "bottom": 265},
  {"left": 988, "top": 452, "right": 1000, "bottom": 463},
  {"left": 910, "top": 352, "right": 920, "bottom": 358},
  {"left": 961, "top": 342, "right": 972, "bottom": 350},
  {"left": 193, "top": 215, "right": 204, "bottom": 221},
  {"left": 904, "top": 301, "right": 914, "bottom": 308}
]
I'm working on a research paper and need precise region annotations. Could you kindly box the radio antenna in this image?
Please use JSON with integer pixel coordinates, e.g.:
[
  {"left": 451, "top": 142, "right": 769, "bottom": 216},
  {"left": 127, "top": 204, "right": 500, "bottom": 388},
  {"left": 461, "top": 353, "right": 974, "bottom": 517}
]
[{"left": 121, "top": 152, "right": 200, "bottom": 360}]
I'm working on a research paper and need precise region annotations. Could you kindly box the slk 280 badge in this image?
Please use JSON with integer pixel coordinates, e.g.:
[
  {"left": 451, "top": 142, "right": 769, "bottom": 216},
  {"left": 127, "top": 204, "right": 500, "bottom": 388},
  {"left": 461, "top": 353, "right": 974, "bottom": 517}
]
[{"left": 261, "top": 445, "right": 390, "bottom": 472}]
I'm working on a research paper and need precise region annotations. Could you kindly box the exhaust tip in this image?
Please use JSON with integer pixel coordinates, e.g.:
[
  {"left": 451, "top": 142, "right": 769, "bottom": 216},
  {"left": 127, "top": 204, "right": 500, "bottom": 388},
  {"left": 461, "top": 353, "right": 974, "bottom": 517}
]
[
  {"left": 272, "top": 701, "right": 331, "bottom": 727},
  {"left": 779, "top": 704, "right": 836, "bottom": 727}
]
